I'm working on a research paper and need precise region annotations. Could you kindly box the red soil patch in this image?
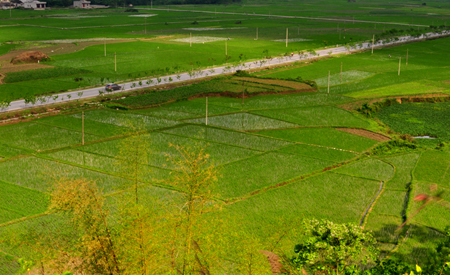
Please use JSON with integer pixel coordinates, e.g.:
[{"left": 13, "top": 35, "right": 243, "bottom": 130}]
[
  {"left": 338, "top": 94, "right": 450, "bottom": 111},
  {"left": 260, "top": 251, "right": 283, "bottom": 274},
  {"left": 336, "top": 128, "right": 390, "bottom": 142},
  {"left": 10, "top": 51, "right": 50, "bottom": 64},
  {"left": 187, "top": 88, "right": 316, "bottom": 101},
  {"left": 235, "top": 77, "right": 311, "bottom": 90}
]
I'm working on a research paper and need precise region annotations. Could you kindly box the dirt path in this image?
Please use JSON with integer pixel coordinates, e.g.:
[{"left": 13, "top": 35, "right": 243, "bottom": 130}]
[{"left": 336, "top": 128, "right": 390, "bottom": 141}]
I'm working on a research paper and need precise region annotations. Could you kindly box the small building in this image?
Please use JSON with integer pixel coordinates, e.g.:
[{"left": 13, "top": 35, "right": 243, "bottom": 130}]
[
  {"left": 20, "top": 0, "right": 46, "bottom": 10},
  {"left": 73, "top": 0, "right": 90, "bottom": 8}
]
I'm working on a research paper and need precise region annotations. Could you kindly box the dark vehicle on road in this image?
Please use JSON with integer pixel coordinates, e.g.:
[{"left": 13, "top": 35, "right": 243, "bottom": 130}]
[{"left": 105, "top": 83, "right": 121, "bottom": 91}]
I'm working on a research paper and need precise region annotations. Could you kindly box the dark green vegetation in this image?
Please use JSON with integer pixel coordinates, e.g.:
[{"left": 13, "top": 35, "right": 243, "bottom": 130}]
[{"left": 377, "top": 101, "right": 450, "bottom": 145}]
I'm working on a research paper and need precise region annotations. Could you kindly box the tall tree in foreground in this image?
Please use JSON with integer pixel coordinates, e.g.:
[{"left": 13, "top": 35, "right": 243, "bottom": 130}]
[{"left": 50, "top": 178, "right": 120, "bottom": 275}]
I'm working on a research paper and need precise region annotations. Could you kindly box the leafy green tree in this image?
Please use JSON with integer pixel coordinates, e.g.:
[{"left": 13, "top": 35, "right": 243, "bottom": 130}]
[{"left": 291, "top": 219, "right": 378, "bottom": 275}]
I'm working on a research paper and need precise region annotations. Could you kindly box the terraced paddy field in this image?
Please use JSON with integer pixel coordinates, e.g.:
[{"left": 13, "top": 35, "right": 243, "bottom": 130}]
[
  {"left": 1, "top": 80, "right": 450, "bottom": 273},
  {"left": 1, "top": 0, "right": 450, "bottom": 101},
  {"left": 1, "top": 2, "right": 450, "bottom": 272}
]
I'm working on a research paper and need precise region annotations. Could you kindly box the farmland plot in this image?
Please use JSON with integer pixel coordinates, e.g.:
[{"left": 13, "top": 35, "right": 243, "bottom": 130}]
[
  {"left": 277, "top": 144, "right": 357, "bottom": 163},
  {"left": 71, "top": 109, "right": 179, "bottom": 130},
  {"left": 0, "top": 157, "right": 131, "bottom": 193},
  {"left": 414, "top": 151, "right": 450, "bottom": 186},
  {"left": 226, "top": 172, "right": 381, "bottom": 234},
  {"left": 0, "top": 123, "right": 100, "bottom": 151},
  {"left": 0, "top": 143, "right": 33, "bottom": 158},
  {"left": 259, "top": 128, "right": 378, "bottom": 152},
  {"left": 409, "top": 182, "right": 450, "bottom": 231},
  {"left": 164, "top": 100, "right": 240, "bottom": 116},
  {"left": 252, "top": 106, "right": 370, "bottom": 128},
  {"left": 218, "top": 152, "right": 333, "bottom": 198},
  {"left": 202, "top": 93, "right": 353, "bottom": 110},
  {"left": 78, "top": 131, "right": 260, "bottom": 169},
  {"left": 162, "top": 124, "right": 291, "bottom": 151},
  {"left": 132, "top": 108, "right": 198, "bottom": 120},
  {"left": 186, "top": 112, "right": 298, "bottom": 131},
  {"left": 314, "top": 70, "right": 375, "bottom": 87},
  {"left": 37, "top": 114, "right": 128, "bottom": 137},
  {"left": 334, "top": 158, "right": 394, "bottom": 181},
  {"left": 0, "top": 180, "right": 48, "bottom": 224},
  {"left": 382, "top": 153, "right": 419, "bottom": 190}
]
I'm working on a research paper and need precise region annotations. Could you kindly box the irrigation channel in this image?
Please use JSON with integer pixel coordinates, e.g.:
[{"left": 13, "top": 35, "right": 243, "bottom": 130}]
[
  {"left": 1, "top": 30, "right": 449, "bottom": 113},
  {"left": 360, "top": 181, "right": 384, "bottom": 226}
]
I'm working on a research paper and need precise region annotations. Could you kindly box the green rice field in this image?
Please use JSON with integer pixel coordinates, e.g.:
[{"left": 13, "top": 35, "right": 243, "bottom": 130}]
[{"left": 1, "top": 1, "right": 450, "bottom": 273}]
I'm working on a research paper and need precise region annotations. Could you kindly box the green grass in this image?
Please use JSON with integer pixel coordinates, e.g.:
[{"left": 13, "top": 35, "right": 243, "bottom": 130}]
[
  {"left": 277, "top": 144, "right": 357, "bottom": 163},
  {"left": 334, "top": 158, "right": 394, "bottom": 181},
  {"left": 258, "top": 128, "right": 379, "bottom": 152},
  {"left": 252, "top": 106, "right": 370, "bottom": 128}
]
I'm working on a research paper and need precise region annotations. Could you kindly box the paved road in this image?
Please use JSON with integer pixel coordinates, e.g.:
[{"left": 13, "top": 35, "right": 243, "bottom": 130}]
[{"left": 1, "top": 30, "right": 448, "bottom": 113}]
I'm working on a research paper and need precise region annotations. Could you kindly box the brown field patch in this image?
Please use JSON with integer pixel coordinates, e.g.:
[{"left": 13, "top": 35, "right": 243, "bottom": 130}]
[
  {"left": 10, "top": 51, "right": 50, "bottom": 65},
  {"left": 234, "top": 77, "right": 311, "bottom": 90},
  {"left": 338, "top": 94, "right": 450, "bottom": 111},
  {"left": 336, "top": 128, "right": 390, "bottom": 142}
]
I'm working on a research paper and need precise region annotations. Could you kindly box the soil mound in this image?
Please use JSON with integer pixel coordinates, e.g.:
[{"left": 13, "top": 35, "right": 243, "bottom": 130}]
[{"left": 10, "top": 51, "right": 50, "bottom": 65}]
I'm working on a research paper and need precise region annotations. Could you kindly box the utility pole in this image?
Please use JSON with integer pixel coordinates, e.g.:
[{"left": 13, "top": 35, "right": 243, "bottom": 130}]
[
  {"left": 82, "top": 111, "right": 85, "bottom": 145},
  {"left": 327, "top": 71, "right": 330, "bottom": 93},
  {"left": 286, "top": 28, "right": 288, "bottom": 47},
  {"left": 406, "top": 49, "right": 408, "bottom": 66},
  {"left": 115, "top": 52, "right": 117, "bottom": 72},
  {"left": 398, "top": 57, "right": 401, "bottom": 76},
  {"left": 371, "top": 34, "right": 374, "bottom": 54},
  {"left": 205, "top": 97, "right": 208, "bottom": 125},
  {"left": 242, "top": 81, "right": 245, "bottom": 104}
]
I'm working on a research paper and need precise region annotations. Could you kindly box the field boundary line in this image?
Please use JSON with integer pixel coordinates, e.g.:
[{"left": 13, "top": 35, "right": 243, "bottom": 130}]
[
  {"left": 0, "top": 212, "right": 50, "bottom": 228},
  {"left": 227, "top": 157, "right": 360, "bottom": 204},
  {"left": 360, "top": 181, "right": 384, "bottom": 227},
  {"left": 158, "top": 128, "right": 267, "bottom": 153}
]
